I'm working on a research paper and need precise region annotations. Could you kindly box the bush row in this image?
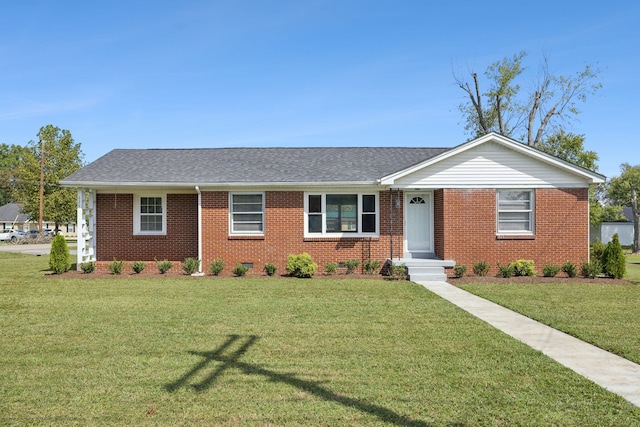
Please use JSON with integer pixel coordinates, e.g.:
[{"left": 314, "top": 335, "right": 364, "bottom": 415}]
[{"left": 453, "top": 234, "right": 627, "bottom": 280}]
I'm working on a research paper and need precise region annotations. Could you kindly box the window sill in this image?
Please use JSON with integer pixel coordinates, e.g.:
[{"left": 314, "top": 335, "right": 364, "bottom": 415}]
[
  {"left": 496, "top": 234, "right": 535, "bottom": 240},
  {"left": 132, "top": 234, "right": 167, "bottom": 239},
  {"left": 304, "top": 236, "right": 380, "bottom": 242},
  {"left": 228, "top": 235, "right": 265, "bottom": 240}
]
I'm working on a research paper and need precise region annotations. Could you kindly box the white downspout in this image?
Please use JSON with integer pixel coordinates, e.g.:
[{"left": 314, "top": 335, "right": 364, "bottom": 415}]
[{"left": 194, "top": 186, "right": 204, "bottom": 276}]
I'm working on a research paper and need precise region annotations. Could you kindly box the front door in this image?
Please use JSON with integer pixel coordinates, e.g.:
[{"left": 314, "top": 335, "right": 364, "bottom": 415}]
[{"left": 405, "top": 192, "right": 433, "bottom": 257}]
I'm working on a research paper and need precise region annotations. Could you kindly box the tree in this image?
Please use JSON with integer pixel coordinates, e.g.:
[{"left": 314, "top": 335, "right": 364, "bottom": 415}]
[
  {"left": 608, "top": 163, "right": 640, "bottom": 253},
  {"left": 0, "top": 143, "right": 29, "bottom": 205},
  {"left": 15, "top": 125, "right": 84, "bottom": 230},
  {"left": 455, "top": 52, "right": 601, "bottom": 147}
]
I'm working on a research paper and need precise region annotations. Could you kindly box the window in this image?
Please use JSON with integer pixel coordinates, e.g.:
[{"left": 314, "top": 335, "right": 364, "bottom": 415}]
[
  {"left": 497, "top": 190, "right": 534, "bottom": 234},
  {"left": 305, "top": 193, "right": 378, "bottom": 236},
  {"left": 134, "top": 195, "right": 166, "bottom": 235},
  {"left": 230, "top": 193, "right": 264, "bottom": 234}
]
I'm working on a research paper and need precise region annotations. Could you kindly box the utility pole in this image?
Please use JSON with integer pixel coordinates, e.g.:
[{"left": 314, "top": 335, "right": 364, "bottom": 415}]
[{"left": 39, "top": 138, "right": 44, "bottom": 237}]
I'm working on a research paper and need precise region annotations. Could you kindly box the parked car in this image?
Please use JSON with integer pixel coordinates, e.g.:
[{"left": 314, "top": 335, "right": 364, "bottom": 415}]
[
  {"left": 0, "top": 229, "right": 26, "bottom": 242},
  {"left": 25, "top": 230, "right": 40, "bottom": 239}
]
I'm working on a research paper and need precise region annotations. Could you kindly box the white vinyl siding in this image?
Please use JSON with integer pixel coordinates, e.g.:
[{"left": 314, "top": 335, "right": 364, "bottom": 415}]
[
  {"left": 230, "top": 193, "right": 264, "bottom": 235},
  {"left": 497, "top": 190, "right": 534, "bottom": 234},
  {"left": 394, "top": 141, "right": 589, "bottom": 188}
]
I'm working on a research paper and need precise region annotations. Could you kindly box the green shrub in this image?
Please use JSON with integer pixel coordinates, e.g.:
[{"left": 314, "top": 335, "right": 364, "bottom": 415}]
[
  {"left": 131, "top": 261, "right": 146, "bottom": 274},
  {"left": 324, "top": 262, "right": 338, "bottom": 275},
  {"left": 263, "top": 263, "right": 278, "bottom": 276},
  {"left": 454, "top": 265, "right": 467, "bottom": 278},
  {"left": 232, "top": 263, "right": 249, "bottom": 277},
  {"left": 209, "top": 259, "right": 224, "bottom": 276},
  {"left": 472, "top": 260, "right": 490, "bottom": 277},
  {"left": 581, "top": 260, "right": 602, "bottom": 279},
  {"left": 156, "top": 259, "right": 173, "bottom": 274},
  {"left": 590, "top": 238, "right": 606, "bottom": 264},
  {"left": 344, "top": 259, "right": 360, "bottom": 274},
  {"left": 107, "top": 258, "right": 124, "bottom": 275},
  {"left": 182, "top": 257, "right": 200, "bottom": 275},
  {"left": 286, "top": 253, "right": 318, "bottom": 278},
  {"left": 80, "top": 262, "right": 95, "bottom": 274},
  {"left": 602, "top": 233, "right": 626, "bottom": 279},
  {"left": 363, "top": 259, "right": 382, "bottom": 275},
  {"left": 542, "top": 264, "right": 560, "bottom": 278},
  {"left": 388, "top": 263, "right": 407, "bottom": 280},
  {"left": 561, "top": 261, "right": 578, "bottom": 278},
  {"left": 510, "top": 259, "right": 536, "bottom": 277},
  {"left": 496, "top": 263, "right": 514, "bottom": 278},
  {"left": 49, "top": 234, "right": 71, "bottom": 274}
]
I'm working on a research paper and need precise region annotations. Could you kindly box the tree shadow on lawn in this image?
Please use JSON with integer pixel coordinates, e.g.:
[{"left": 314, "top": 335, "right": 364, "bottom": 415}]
[{"left": 165, "top": 334, "right": 433, "bottom": 427}]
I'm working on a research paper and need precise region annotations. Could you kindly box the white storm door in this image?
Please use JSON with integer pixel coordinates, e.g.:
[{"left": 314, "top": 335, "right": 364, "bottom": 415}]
[{"left": 405, "top": 192, "right": 433, "bottom": 254}]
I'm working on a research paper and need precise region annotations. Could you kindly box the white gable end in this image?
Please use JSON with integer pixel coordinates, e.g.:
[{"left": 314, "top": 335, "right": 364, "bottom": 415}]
[{"left": 393, "top": 141, "right": 592, "bottom": 189}]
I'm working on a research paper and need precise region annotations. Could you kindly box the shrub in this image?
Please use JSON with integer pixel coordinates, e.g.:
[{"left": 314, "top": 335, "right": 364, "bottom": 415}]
[
  {"left": 388, "top": 263, "right": 407, "bottom": 280},
  {"left": 263, "top": 263, "right": 278, "bottom": 276},
  {"left": 581, "top": 260, "right": 602, "bottom": 279},
  {"left": 324, "top": 262, "right": 338, "bottom": 275},
  {"left": 561, "top": 261, "right": 578, "bottom": 278},
  {"left": 344, "top": 259, "right": 360, "bottom": 274},
  {"left": 496, "top": 263, "right": 514, "bottom": 278},
  {"left": 49, "top": 234, "right": 71, "bottom": 274},
  {"left": 131, "top": 261, "right": 146, "bottom": 274},
  {"left": 156, "top": 259, "right": 173, "bottom": 274},
  {"left": 182, "top": 257, "right": 200, "bottom": 275},
  {"left": 363, "top": 259, "right": 382, "bottom": 275},
  {"left": 590, "top": 238, "right": 606, "bottom": 264},
  {"left": 602, "top": 233, "right": 626, "bottom": 279},
  {"left": 232, "top": 263, "right": 249, "bottom": 277},
  {"left": 286, "top": 253, "right": 318, "bottom": 278},
  {"left": 472, "top": 260, "right": 490, "bottom": 277},
  {"left": 107, "top": 258, "right": 124, "bottom": 275},
  {"left": 542, "top": 264, "right": 560, "bottom": 278},
  {"left": 209, "top": 259, "right": 225, "bottom": 276},
  {"left": 454, "top": 265, "right": 467, "bottom": 278},
  {"left": 80, "top": 262, "right": 95, "bottom": 274},
  {"left": 510, "top": 259, "right": 536, "bottom": 277}
]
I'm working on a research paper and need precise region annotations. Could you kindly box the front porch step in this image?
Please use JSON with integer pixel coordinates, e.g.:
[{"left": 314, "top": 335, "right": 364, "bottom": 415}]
[{"left": 390, "top": 258, "right": 455, "bottom": 282}]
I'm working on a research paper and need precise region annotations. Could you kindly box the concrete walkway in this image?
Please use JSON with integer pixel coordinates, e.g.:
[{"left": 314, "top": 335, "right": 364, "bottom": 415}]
[{"left": 416, "top": 280, "right": 640, "bottom": 408}]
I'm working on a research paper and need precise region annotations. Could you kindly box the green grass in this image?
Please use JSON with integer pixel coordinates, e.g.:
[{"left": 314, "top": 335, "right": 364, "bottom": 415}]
[
  {"left": 2, "top": 253, "right": 640, "bottom": 425},
  {"left": 626, "top": 252, "right": 640, "bottom": 284}
]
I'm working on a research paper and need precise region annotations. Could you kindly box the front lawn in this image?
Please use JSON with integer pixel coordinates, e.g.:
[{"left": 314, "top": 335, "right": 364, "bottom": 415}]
[{"left": 2, "top": 253, "right": 639, "bottom": 425}]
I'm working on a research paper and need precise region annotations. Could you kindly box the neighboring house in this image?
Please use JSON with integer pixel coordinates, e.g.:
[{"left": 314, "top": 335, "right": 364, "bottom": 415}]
[
  {"left": 0, "top": 202, "right": 77, "bottom": 235},
  {"left": 60, "top": 133, "right": 604, "bottom": 279},
  {"left": 591, "top": 207, "right": 634, "bottom": 246},
  {"left": 0, "top": 203, "right": 30, "bottom": 230}
]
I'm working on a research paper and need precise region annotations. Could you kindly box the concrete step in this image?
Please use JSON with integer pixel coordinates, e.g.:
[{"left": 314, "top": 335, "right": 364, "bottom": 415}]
[{"left": 390, "top": 258, "right": 455, "bottom": 282}]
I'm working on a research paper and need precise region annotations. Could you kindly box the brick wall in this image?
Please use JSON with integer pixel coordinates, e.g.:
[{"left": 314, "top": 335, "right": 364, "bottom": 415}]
[
  {"left": 200, "top": 191, "right": 399, "bottom": 274},
  {"left": 439, "top": 188, "right": 589, "bottom": 276},
  {"left": 96, "top": 193, "right": 198, "bottom": 262}
]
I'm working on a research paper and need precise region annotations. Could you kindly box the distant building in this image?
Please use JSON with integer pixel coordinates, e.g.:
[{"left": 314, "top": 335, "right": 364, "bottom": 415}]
[
  {"left": 0, "top": 202, "right": 76, "bottom": 234},
  {"left": 591, "top": 207, "right": 634, "bottom": 246}
]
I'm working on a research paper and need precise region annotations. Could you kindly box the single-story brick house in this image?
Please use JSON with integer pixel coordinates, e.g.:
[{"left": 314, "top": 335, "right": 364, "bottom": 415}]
[{"left": 60, "top": 133, "right": 604, "bottom": 279}]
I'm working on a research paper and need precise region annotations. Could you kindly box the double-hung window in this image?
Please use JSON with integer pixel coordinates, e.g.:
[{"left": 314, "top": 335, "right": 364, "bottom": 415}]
[
  {"left": 306, "top": 193, "right": 378, "bottom": 236},
  {"left": 230, "top": 193, "right": 264, "bottom": 234},
  {"left": 134, "top": 195, "right": 166, "bottom": 235},
  {"left": 497, "top": 190, "right": 534, "bottom": 234}
]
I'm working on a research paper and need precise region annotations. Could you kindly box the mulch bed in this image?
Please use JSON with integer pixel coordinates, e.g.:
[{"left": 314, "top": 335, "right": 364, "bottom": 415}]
[{"left": 449, "top": 275, "right": 634, "bottom": 285}]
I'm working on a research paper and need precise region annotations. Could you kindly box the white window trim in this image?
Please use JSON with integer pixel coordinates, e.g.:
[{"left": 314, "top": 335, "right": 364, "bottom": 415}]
[
  {"left": 304, "top": 192, "right": 379, "bottom": 238},
  {"left": 133, "top": 193, "right": 167, "bottom": 236},
  {"left": 496, "top": 189, "right": 535, "bottom": 235},
  {"left": 229, "top": 192, "right": 265, "bottom": 235}
]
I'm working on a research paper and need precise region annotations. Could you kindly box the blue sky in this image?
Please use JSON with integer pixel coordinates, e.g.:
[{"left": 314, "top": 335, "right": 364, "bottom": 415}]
[{"left": 1, "top": 1, "right": 638, "bottom": 179}]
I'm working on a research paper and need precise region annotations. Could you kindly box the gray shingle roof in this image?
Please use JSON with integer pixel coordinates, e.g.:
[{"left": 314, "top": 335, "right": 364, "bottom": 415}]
[
  {"left": 0, "top": 203, "right": 29, "bottom": 222},
  {"left": 61, "top": 147, "right": 450, "bottom": 185}
]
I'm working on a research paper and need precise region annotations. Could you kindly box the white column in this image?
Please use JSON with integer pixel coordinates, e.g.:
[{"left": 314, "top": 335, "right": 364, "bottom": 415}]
[{"left": 76, "top": 189, "right": 96, "bottom": 268}]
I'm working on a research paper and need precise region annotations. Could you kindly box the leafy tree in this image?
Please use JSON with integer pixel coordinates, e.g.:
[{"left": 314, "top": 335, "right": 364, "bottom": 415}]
[
  {"left": 0, "top": 144, "right": 29, "bottom": 205},
  {"left": 455, "top": 51, "right": 601, "bottom": 147},
  {"left": 608, "top": 163, "right": 640, "bottom": 253},
  {"left": 15, "top": 125, "right": 84, "bottom": 230}
]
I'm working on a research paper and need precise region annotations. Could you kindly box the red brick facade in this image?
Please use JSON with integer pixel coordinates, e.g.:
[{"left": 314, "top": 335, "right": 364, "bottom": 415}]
[
  {"left": 94, "top": 187, "right": 589, "bottom": 276},
  {"left": 435, "top": 188, "right": 589, "bottom": 275}
]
